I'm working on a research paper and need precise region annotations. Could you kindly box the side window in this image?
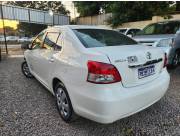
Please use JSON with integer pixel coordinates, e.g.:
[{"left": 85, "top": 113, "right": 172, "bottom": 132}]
[
  {"left": 127, "top": 29, "right": 141, "bottom": 35},
  {"left": 166, "top": 22, "right": 180, "bottom": 34},
  {"left": 56, "top": 34, "right": 63, "bottom": 51},
  {"left": 144, "top": 25, "right": 155, "bottom": 34},
  {"left": 43, "top": 32, "right": 60, "bottom": 50},
  {"left": 135, "top": 29, "right": 141, "bottom": 34},
  {"left": 127, "top": 29, "right": 134, "bottom": 35},
  {"left": 31, "top": 32, "right": 45, "bottom": 49}
]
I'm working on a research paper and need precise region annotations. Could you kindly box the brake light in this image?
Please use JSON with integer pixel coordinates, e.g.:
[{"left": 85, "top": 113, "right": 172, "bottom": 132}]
[
  {"left": 87, "top": 61, "right": 121, "bottom": 84},
  {"left": 163, "top": 53, "right": 167, "bottom": 68}
]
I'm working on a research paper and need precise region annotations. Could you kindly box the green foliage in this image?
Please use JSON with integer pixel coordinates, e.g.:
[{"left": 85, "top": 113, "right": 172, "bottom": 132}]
[
  {"left": 74, "top": 1, "right": 111, "bottom": 17},
  {"left": 17, "top": 22, "right": 47, "bottom": 37},
  {"left": 107, "top": 1, "right": 175, "bottom": 27},
  {"left": 108, "top": 1, "right": 176, "bottom": 27},
  {"left": 4, "top": 26, "right": 18, "bottom": 36},
  {"left": 176, "top": 1, "right": 180, "bottom": 11},
  {"left": 74, "top": 1, "right": 176, "bottom": 28}
]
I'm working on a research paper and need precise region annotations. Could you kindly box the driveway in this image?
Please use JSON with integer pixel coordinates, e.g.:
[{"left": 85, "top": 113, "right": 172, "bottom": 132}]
[{"left": 0, "top": 53, "right": 179, "bottom": 135}]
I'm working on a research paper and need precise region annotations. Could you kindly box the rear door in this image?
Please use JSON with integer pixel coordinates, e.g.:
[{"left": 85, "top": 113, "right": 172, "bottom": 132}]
[{"left": 37, "top": 31, "right": 62, "bottom": 86}]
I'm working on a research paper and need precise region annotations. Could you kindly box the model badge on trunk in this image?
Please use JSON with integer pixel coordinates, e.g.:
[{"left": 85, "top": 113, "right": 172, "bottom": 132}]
[
  {"left": 115, "top": 59, "right": 127, "bottom": 63},
  {"left": 127, "top": 56, "right": 138, "bottom": 63}
]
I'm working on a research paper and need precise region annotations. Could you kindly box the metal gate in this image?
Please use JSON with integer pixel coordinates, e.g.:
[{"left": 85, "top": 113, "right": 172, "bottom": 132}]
[
  {"left": 0, "top": 4, "right": 70, "bottom": 58},
  {"left": 0, "top": 4, "right": 70, "bottom": 25}
]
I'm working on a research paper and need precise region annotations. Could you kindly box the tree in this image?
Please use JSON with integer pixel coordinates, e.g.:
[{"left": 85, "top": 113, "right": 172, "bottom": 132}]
[
  {"left": 107, "top": 1, "right": 174, "bottom": 27},
  {"left": 17, "top": 23, "right": 47, "bottom": 37},
  {"left": 74, "top": 1, "right": 175, "bottom": 27},
  {"left": 4, "top": 26, "right": 18, "bottom": 36},
  {"left": 7, "top": 1, "right": 70, "bottom": 36},
  {"left": 176, "top": 1, "right": 180, "bottom": 11},
  {"left": 74, "top": 1, "right": 111, "bottom": 17}
]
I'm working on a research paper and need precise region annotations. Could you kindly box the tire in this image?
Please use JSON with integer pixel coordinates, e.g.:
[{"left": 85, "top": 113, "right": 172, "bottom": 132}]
[
  {"left": 0, "top": 46, "right": 1, "bottom": 61},
  {"left": 21, "top": 61, "right": 34, "bottom": 78},
  {"left": 171, "top": 51, "right": 180, "bottom": 68},
  {"left": 54, "top": 82, "right": 77, "bottom": 122}
]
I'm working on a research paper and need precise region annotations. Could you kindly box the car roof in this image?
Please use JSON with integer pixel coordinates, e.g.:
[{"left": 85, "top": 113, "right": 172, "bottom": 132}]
[
  {"left": 53, "top": 25, "right": 113, "bottom": 30},
  {"left": 149, "top": 20, "right": 180, "bottom": 25},
  {"left": 118, "top": 28, "right": 140, "bottom": 29}
]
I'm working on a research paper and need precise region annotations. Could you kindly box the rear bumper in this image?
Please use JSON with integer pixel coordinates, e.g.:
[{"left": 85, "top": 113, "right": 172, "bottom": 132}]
[{"left": 70, "top": 69, "right": 170, "bottom": 124}]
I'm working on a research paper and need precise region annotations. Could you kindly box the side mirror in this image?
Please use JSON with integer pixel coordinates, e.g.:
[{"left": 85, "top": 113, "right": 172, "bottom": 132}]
[{"left": 21, "top": 42, "right": 31, "bottom": 50}]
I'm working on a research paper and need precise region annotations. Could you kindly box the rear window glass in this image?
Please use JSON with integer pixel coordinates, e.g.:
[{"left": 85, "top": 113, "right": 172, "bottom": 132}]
[{"left": 73, "top": 29, "right": 137, "bottom": 48}]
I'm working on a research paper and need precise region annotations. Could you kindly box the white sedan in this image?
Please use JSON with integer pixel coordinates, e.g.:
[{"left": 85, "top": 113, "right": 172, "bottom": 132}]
[
  {"left": 21, "top": 25, "right": 170, "bottom": 124},
  {"left": 117, "top": 28, "right": 141, "bottom": 37},
  {"left": 6, "top": 36, "right": 19, "bottom": 42},
  {"left": 18, "top": 37, "right": 31, "bottom": 43}
]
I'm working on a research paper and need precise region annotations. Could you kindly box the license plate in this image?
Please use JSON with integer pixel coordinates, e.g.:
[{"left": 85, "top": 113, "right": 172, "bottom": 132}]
[{"left": 138, "top": 65, "right": 155, "bottom": 79}]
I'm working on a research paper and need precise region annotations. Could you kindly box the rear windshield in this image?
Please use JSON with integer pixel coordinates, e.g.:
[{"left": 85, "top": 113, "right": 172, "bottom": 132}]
[{"left": 73, "top": 29, "right": 137, "bottom": 48}]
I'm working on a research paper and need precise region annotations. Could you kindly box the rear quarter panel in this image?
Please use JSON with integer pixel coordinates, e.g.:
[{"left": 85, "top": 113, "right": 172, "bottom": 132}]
[{"left": 49, "top": 28, "right": 110, "bottom": 109}]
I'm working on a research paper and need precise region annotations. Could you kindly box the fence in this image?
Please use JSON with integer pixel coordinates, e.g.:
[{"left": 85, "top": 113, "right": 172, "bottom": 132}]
[
  {"left": 0, "top": 4, "right": 70, "bottom": 25},
  {"left": 77, "top": 13, "right": 112, "bottom": 25},
  {"left": 76, "top": 13, "right": 180, "bottom": 29}
]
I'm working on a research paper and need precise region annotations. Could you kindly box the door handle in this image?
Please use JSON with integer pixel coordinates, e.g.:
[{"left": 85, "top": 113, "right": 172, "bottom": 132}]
[{"left": 48, "top": 57, "right": 54, "bottom": 62}]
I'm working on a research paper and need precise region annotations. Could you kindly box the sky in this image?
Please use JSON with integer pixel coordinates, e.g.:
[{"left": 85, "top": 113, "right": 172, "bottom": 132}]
[{"left": 62, "top": 1, "right": 79, "bottom": 19}]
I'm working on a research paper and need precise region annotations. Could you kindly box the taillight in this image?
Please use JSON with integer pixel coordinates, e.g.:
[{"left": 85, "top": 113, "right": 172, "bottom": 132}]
[
  {"left": 87, "top": 61, "right": 121, "bottom": 84},
  {"left": 163, "top": 53, "right": 167, "bottom": 68}
]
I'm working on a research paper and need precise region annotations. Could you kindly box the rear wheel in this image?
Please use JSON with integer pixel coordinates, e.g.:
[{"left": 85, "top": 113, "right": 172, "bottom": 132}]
[
  {"left": 54, "top": 82, "right": 76, "bottom": 122},
  {"left": 21, "top": 61, "right": 33, "bottom": 78},
  {"left": 171, "top": 51, "right": 180, "bottom": 68},
  {"left": 0, "top": 46, "right": 1, "bottom": 61}
]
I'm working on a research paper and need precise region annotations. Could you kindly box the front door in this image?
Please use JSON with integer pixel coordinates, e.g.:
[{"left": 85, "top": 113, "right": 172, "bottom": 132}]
[{"left": 27, "top": 31, "right": 46, "bottom": 82}]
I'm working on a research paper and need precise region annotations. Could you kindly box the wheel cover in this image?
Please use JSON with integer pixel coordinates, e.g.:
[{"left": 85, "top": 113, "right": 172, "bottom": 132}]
[
  {"left": 56, "top": 87, "right": 70, "bottom": 118},
  {"left": 173, "top": 54, "right": 179, "bottom": 65},
  {"left": 23, "top": 63, "right": 32, "bottom": 76}
]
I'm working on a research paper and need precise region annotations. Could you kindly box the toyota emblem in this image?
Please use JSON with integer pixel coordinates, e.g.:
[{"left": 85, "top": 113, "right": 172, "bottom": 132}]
[{"left": 146, "top": 52, "right": 151, "bottom": 59}]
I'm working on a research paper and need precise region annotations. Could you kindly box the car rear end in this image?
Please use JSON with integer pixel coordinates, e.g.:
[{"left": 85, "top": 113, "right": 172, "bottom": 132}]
[
  {"left": 68, "top": 27, "right": 170, "bottom": 123},
  {"left": 74, "top": 69, "right": 169, "bottom": 124}
]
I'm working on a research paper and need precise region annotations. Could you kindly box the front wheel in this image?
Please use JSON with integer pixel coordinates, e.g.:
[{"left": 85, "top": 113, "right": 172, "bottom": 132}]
[{"left": 21, "top": 61, "right": 33, "bottom": 78}]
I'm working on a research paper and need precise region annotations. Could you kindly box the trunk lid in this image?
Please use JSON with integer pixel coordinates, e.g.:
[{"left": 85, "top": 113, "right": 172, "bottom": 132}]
[{"left": 90, "top": 44, "right": 164, "bottom": 88}]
